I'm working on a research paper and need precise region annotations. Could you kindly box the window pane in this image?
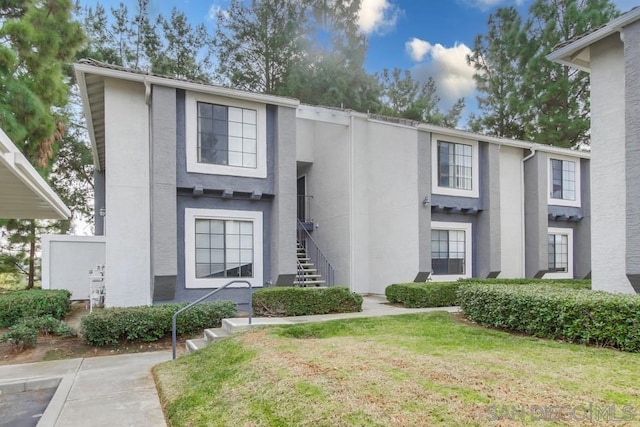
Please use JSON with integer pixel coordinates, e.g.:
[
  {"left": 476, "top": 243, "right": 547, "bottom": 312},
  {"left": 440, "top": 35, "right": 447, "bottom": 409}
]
[
  {"left": 240, "top": 221, "right": 253, "bottom": 234},
  {"left": 229, "top": 122, "right": 243, "bottom": 137},
  {"left": 229, "top": 137, "right": 243, "bottom": 153},
  {"left": 228, "top": 107, "right": 243, "bottom": 122},
  {"left": 240, "top": 249, "right": 253, "bottom": 263},
  {"left": 196, "top": 264, "right": 210, "bottom": 278},
  {"left": 195, "top": 220, "right": 209, "bottom": 233},
  {"left": 196, "top": 249, "right": 210, "bottom": 263},
  {"left": 198, "top": 102, "right": 213, "bottom": 119},
  {"left": 243, "top": 138, "right": 257, "bottom": 154},
  {"left": 212, "top": 105, "right": 227, "bottom": 120},
  {"left": 213, "top": 119, "right": 227, "bottom": 135},
  {"left": 243, "top": 109, "right": 257, "bottom": 124},
  {"left": 240, "top": 235, "right": 253, "bottom": 249},
  {"left": 226, "top": 234, "right": 240, "bottom": 249},
  {"left": 210, "top": 263, "right": 225, "bottom": 277},
  {"left": 243, "top": 123, "right": 256, "bottom": 139},
  {"left": 211, "top": 249, "right": 224, "bottom": 264},
  {"left": 195, "top": 234, "right": 209, "bottom": 249},
  {"left": 243, "top": 153, "right": 257, "bottom": 168},
  {"left": 226, "top": 249, "right": 240, "bottom": 264},
  {"left": 210, "top": 220, "right": 224, "bottom": 234},
  {"left": 431, "top": 229, "right": 466, "bottom": 275},
  {"left": 228, "top": 151, "right": 243, "bottom": 166},
  {"left": 210, "top": 235, "right": 224, "bottom": 249}
]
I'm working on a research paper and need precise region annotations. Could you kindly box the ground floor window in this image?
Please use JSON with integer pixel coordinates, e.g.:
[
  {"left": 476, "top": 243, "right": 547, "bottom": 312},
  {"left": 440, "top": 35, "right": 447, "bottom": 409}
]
[
  {"left": 545, "top": 227, "right": 573, "bottom": 279},
  {"left": 185, "top": 208, "right": 263, "bottom": 288},
  {"left": 431, "top": 221, "right": 472, "bottom": 281}
]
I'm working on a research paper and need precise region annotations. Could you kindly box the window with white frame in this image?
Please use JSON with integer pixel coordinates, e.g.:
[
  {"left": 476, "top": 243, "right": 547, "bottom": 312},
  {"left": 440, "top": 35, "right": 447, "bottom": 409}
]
[
  {"left": 548, "top": 156, "right": 580, "bottom": 207},
  {"left": 185, "top": 208, "right": 263, "bottom": 288},
  {"left": 186, "top": 92, "right": 267, "bottom": 178},
  {"left": 438, "top": 141, "right": 472, "bottom": 190},
  {"left": 431, "top": 135, "right": 479, "bottom": 198},
  {"left": 545, "top": 227, "right": 573, "bottom": 279},
  {"left": 431, "top": 221, "right": 472, "bottom": 280},
  {"left": 197, "top": 103, "right": 257, "bottom": 168}
]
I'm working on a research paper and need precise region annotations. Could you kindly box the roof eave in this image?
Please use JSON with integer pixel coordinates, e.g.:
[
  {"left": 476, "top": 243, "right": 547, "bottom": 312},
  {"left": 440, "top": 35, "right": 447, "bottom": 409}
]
[
  {"left": 74, "top": 65, "right": 102, "bottom": 172},
  {"left": 547, "top": 7, "right": 640, "bottom": 70},
  {"left": 73, "top": 62, "right": 300, "bottom": 108}
]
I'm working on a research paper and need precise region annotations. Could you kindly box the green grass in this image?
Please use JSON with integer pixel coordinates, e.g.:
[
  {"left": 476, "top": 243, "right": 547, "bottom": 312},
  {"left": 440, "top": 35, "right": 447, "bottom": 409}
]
[{"left": 154, "top": 313, "right": 640, "bottom": 426}]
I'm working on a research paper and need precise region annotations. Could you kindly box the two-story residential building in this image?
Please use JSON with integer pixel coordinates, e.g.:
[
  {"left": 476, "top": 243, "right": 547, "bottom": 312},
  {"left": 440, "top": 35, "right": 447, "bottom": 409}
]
[
  {"left": 74, "top": 60, "right": 299, "bottom": 307},
  {"left": 59, "top": 59, "right": 591, "bottom": 307},
  {"left": 296, "top": 107, "right": 590, "bottom": 295},
  {"left": 547, "top": 7, "right": 640, "bottom": 294}
]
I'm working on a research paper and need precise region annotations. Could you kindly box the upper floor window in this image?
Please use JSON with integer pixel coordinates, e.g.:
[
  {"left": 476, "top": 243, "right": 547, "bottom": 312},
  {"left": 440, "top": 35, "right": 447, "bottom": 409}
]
[
  {"left": 186, "top": 92, "right": 267, "bottom": 178},
  {"left": 431, "top": 135, "right": 479, "bottom": 198},
  {"left": 550, "top": 159, "right": 575, "bottom": 200},
  {"left": 438, "top": 141, "right": 472, "bottom": 191},
  {"left": 548, "top": 155, "right": 581, "bottom": 207},
  {"left": 197, "top": 103, "right": 257, "bottom": 168}
]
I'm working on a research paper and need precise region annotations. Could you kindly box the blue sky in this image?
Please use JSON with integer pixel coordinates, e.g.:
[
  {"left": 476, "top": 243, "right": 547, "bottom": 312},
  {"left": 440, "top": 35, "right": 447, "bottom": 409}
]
[{"left": 82, "top": 0, "right": 638, "bottom": 113}]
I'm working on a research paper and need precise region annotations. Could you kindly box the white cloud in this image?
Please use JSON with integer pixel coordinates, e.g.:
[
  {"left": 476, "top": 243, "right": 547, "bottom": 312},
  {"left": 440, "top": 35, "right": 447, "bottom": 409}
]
[
  {"left": 405, "top": 38, "right": 432, "bottom": 62},
  {"left": 357, "top": 0, "right": 401, "bottom": 35},
  {"left": 407, "top": 40, "right": 477, "bottom": 108},
  {"left": 207, "top": 1, "right": 229, "bottom": 21}
]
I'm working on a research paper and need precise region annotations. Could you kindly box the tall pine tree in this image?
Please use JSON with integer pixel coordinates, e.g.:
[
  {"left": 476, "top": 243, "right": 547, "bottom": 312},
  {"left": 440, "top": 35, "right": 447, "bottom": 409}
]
[
  {"left": 468, "top": 0, "right": 619, "bottom": 147},
  {"left": 0, "top": 0, "right": 84, "bottom": 288}
]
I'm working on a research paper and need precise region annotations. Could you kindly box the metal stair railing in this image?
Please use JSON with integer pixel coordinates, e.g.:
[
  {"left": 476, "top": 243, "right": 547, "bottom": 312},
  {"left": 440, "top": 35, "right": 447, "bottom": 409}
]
[
  {"left": 172, "top": 279, "right": 252, "bottom": 359},
  {"left": 296, "top": 219, "right": 334, "bottom": 286}
]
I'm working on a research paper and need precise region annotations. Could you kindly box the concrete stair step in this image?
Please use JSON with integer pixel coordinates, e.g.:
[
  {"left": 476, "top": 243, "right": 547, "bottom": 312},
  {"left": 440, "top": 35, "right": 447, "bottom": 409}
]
[
  {"left": 185, "top": 338, "right": 209, "bottom": 353},
  {"left": 204, "top": 327, "right": 231, "bottom": 342}
]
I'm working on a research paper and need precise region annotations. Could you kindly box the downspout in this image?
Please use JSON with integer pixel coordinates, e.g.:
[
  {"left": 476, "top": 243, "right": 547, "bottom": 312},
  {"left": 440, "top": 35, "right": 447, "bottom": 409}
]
[
  {"left": 349, "top": 113, "right": 356, "bottom": 292},
  {"left": 521, "top": 147, "right": 536, "bottom": 277},
  {"left": 145, "top": 77, "right": 153, "bottom": 305}
]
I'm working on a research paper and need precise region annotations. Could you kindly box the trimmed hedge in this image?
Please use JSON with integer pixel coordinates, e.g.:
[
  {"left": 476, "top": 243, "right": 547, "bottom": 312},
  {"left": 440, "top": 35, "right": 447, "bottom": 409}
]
[
  {"left": 457, "top": 278, "right": 591, "bottom": 290},
  {"left": 386, "top": 279, "right": 592, "bottom": 308},
  {"left": 385, "top": 282, "right": 459, "bottom": 308},
  {"left": 457, "top": 284, "right": 640, "bottom": 352},
  {"left": 252, "top": 287, "right": 362, "bottom": 317},
  {"left": 81, "top": 301, "right": 237, "bottom": 346},
  {"left": 0, "top": 289, "right": 71, "bottom": 327}
]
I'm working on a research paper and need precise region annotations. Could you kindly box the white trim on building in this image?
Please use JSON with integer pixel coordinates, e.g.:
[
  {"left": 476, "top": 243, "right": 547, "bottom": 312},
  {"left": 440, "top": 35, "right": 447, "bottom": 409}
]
[{"left": 184, "top": 208, "right": 263, "bottom": 289}]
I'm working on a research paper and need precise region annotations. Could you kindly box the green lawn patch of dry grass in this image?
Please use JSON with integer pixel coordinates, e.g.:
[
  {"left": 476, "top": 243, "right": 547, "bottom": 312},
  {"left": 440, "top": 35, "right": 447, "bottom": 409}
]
[{"left": 154, "top": 313, "right": 640, "bottom": 426}]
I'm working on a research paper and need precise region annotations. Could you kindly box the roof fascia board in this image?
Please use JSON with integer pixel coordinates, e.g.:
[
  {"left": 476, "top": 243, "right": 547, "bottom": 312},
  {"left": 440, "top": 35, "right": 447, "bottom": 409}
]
[
  {"left": 547, "top": 7, "right": 640, "bottom": 65},
  {"left": 0, "top": 129, "right": 71, "bottom": 219},
  {"left": 417, "top": 123, "right": 590, "bottom": 159},
  {"left": 296, "top": 105, "right": 354, "bottom": 126},
  {"left": 74, "top": 62, "right": 300, "bottom": 108},
  {"left": 74, "top": 67, "right": 102, "bottom": 172}
]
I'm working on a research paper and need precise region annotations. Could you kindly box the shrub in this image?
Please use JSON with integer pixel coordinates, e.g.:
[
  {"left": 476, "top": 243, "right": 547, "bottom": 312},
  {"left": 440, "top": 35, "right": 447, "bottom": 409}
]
[
  {"left": 0, "top": 289, "right": 71, "bottom": 327},
  {"left": 457, "top": 284, "right": 640, "bottom": 352},
  {"left": 0, "top": 324, "right": 38, "bottom": 349},
  {"left": 17, "top": 316, "right": 76, "bottom": 337},
  {"left": 385, "top": 282, "right": 460, "bottom": 308},
  {"left": 457, "top": 278, "right": 591, "bottom": 290},
  {"left": 252, "top": 287, "right": 362, "bottom": 317},
  {"left": 81, "top": 301, "right": 237, "bottom": 346}
]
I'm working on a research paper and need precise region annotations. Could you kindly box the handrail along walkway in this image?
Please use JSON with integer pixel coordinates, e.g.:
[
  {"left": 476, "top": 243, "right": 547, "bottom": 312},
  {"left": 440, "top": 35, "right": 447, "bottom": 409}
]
[{"left": 172, "top": 279, "right": 253, "bottom": 359}]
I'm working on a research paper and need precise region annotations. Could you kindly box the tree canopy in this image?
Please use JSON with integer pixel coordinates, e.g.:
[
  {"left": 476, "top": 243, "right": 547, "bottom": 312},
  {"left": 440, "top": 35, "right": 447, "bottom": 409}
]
[{"left": 468, "top": 0, "right": 619, "bottom": 147}]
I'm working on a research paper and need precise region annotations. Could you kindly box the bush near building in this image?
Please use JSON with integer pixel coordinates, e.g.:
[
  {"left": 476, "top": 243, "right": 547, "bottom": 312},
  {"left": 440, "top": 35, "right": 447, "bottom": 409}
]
[
  {"left": 457, "top": 284, "right": 640, "bottom": 352},
  {"left": 252, "top": 287, "right": 363, "bottom": 317}
]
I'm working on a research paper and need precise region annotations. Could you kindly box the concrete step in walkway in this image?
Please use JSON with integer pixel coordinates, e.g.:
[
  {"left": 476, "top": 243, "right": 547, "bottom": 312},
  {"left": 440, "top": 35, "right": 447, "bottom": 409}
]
[{"left": 185, "top": 296, "right": 461, "bottom": 355}]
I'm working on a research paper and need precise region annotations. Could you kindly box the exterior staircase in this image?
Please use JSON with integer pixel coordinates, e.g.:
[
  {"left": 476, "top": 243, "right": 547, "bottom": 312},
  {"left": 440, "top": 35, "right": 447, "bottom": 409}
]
[{"left": 295, "top": 242, "right": 326, "bottom": 286}]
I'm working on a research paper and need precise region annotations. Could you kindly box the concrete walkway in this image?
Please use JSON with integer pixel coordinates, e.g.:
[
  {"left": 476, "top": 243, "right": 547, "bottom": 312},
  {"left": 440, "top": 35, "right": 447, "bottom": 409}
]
[{"left": 0, "top": 296, "right": 458, "bottom": 427}]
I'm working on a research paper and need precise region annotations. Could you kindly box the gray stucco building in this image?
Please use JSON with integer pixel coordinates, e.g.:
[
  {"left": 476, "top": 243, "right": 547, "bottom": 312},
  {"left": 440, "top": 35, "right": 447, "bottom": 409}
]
[
  {"left": 64, "top": 59, "right": 591, "bottom": 307},
  {"left": 548, "top": 7, "right": 640, "bottom": 294}
]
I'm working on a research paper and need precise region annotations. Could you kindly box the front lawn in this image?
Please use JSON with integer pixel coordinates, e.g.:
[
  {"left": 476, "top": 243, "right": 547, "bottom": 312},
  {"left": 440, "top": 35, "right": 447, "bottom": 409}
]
[{"left": 154, "top": 313, "right": 640, "bottom": 426}]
